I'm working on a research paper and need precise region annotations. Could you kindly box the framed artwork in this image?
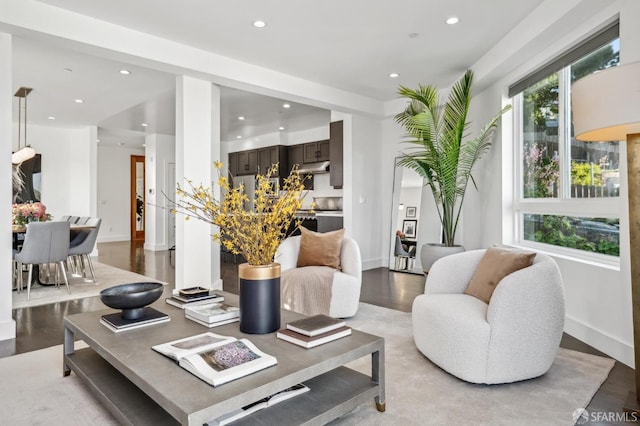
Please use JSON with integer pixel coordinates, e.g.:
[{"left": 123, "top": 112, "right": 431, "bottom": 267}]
[
  {"left": 406, "top": 206, "right": 416, "bottom": 218},
  {"left": 402, "top": 220, "right": 417, "bottom": 239}
]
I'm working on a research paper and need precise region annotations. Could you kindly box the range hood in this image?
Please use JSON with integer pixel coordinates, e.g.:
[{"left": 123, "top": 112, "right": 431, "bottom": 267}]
[{"left": 298, "top": 160, "right": 330, "bottom": 174}]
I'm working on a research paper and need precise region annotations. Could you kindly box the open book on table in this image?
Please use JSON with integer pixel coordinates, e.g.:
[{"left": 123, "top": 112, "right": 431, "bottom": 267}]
[
  {"left": 207, "top": 383, "right": 310, "bottom": 426},
  {"left": 152, "top": 332, "right": 277, "bottom": 387}
]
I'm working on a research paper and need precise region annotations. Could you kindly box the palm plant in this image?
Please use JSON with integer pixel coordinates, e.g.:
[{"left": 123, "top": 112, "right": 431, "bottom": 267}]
[{"left": 395, "top": 69, "right": 511, "bottom": 247}]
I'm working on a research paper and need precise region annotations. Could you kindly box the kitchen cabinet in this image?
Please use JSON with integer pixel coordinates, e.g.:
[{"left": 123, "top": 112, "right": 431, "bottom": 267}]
[
  {"left": 330, "top": 120, "right": 344, "bottom": 188},
  {"left": 303, "top": 140, "right": 330, "bottom": 163},
  {"left": 258, "top": 145, "right": 288, "bottom": 176},
  {"left": 288, "top": 145, "right": 304, "bottom": 169},
  {"left": 228, "top": 152, "right": 238, "bottom": 177},
  {"left": 236, "top": 149, "right": 258, "bottom": 175}
]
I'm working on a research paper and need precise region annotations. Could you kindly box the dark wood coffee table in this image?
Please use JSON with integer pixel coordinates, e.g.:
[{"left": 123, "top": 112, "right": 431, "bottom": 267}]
[{"left": 63, "top": 293, "right": 385, "bottom": 425}]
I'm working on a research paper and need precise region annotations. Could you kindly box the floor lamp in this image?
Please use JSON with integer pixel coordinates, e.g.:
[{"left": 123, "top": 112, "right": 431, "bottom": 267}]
[{"left": 572, "top": 61, "right": 640, "bottom": 411}]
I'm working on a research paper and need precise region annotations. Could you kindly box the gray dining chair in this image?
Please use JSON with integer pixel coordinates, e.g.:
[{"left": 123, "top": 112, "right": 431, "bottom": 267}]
[
  {"left": 68, "top": 217, "right": 101, "bottom": 282},
  {"left": 76, "top": 216, "right": 91, "bottom": 225},
  {"left": 14, "top": 221, "right": 71, "bottom": 300},
  {"left": 394, "top": 235, "right": 414, "bottom": 270}
]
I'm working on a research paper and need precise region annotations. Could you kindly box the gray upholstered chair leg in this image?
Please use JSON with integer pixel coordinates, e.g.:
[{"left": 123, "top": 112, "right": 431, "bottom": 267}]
[
  {"left": 85, "top": 255, "right": 96, "bottom": 283},
  {"left": 27, "top": 264, "right": 33, "bottom": 300},
  {"left": 59, "top": 261, "right": 70, "bottom": 294}
]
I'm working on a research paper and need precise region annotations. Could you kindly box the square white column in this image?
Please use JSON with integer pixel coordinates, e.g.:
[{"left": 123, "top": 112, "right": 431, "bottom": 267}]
[
  {"left": 0, "top": 33, "right": 17, "bottom": 340},
  {"left": 175, "top": 76, "right": 221, "bottom": 290}
]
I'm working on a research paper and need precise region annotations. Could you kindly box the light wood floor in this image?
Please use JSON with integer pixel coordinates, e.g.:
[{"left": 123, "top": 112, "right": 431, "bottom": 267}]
[{"left": 1, "top": 241, "right": 635, "bottom": 424}]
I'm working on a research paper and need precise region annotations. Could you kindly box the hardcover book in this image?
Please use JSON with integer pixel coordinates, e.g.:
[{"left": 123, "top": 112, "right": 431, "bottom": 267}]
[
  {"left": 276, "top": 326, "right": 352, "bottom": 348},
  {"left": 166, "top": 294, "right": 225, "bottom": 309},
  {"left": 207, "top": 383, "right": 310, "bottom": 426},
  {"left": 185, "top": 315, "right": 239, "bottom": 328},
  {"left": 185, "top": 302, "right": 239, "bottom": 323},
  {"left": 169, "top": 291, "right": 224, "bottom": 304},
  {"left": 152, "top": 332, "right": 277, "bottom": 387},
  {"left": 285, "top": 314, "right": 346, "bottom": 337},
  {"left": 100, "top": 307, "right": 170, "bottom": 333}
]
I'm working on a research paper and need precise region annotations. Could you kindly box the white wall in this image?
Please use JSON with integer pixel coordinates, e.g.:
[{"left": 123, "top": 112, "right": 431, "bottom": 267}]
[
  {"left": 97, "top": 144, "right": 144, "bottom": 242},
  {"left": 144, "top": 133, "right": 176, "bottom": 251},
  {"left": 346, "top": 113, "right": 384, "bottom": 269},
  {"left": 462, "top": 0, "right": 640, "bottom": 367}
]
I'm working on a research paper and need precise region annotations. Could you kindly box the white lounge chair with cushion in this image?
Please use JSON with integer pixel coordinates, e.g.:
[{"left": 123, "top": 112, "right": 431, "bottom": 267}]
[
  {"left": 276, "top": 228, "right": 362, "bottom": 318},
  {"left": 412, "top": 247, "right": 565, "bottom": 384}
]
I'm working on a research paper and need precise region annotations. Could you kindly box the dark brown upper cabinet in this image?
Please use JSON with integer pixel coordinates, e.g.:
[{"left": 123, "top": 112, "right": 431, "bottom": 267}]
[
  {"left": 303, "top": 140, "right": 330, "bottom": 163},
  {"left": 236, "top": 149, "right": 258, "bottom": 175},
  {"left": 330, "top": 121, "right": 344, "bottom": 188}
]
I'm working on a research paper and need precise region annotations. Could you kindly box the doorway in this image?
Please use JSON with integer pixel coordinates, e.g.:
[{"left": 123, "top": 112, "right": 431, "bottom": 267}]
[{"left": 131, "top": 155, "right": 145, "bottom": 241}]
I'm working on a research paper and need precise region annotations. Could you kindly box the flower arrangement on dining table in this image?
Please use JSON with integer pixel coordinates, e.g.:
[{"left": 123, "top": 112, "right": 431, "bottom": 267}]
[
  {"left": 12, "top": 202, "right": 52, "bottom": 226},
  {"left": 172, "top": 161, "right": 309, "bottom": 266}
]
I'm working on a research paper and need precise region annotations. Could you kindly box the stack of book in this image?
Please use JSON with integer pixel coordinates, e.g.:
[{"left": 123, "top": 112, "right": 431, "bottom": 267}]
[
  {"left": 276, "top": 314, "right": 351, "bottom": 348},
  {"left": 166, "top": 287, "right": 224, "bottom": 309},
  {"left": 100, "top": 307, "right": 170, "bottom": 333},
  {"left": 185, "top": 302, "right": 240, "bottom": 328}
]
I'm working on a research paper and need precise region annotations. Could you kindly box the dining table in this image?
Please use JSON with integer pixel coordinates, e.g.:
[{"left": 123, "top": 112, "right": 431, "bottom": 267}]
[{"left": 12, "top": 223, "right": 97, "bottom": 287}]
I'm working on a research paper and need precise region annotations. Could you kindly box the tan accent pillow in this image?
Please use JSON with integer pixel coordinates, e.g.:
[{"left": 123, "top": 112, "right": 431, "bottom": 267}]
[
  {"left": 464, "top": 247, "right": 536, "bottom": 303},
  {"left": 297, "top": 226, "right": 345, "bottom": 270}
]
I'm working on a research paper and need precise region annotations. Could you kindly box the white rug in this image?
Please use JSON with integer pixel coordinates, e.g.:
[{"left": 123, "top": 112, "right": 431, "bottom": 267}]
[
  {"left": 12, "top": 261, "right": 167, "bottom": 309},
  {"left": 0, "top": 303, "right": 614, "bottom": 425}
]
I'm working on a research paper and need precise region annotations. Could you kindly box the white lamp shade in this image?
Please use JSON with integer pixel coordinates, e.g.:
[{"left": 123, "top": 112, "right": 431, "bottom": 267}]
[
  {"left": 11, "top": 146, "right": 36, "bottom": 165},
  {"left": 572, "top": 61, "right": 640, "bottom": 142}
]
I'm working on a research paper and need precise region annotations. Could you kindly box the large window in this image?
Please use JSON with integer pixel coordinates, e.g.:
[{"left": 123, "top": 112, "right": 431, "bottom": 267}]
[{"left": 512, "top": 23, "right": 621, "bottom": 259}]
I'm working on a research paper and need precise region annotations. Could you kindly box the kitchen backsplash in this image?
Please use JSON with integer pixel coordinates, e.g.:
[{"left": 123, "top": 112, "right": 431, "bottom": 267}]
[{"left": 301, "top": 173, "right": 342, "bottom": 209}]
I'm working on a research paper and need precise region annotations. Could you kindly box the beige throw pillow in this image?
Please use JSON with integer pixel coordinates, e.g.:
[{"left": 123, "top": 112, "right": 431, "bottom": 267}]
[
  {"left": 297, "top": 226, "right": 345, "bottom": 270},
  {"left": 464, "top": 247, "right": 536, "bottom": 303}
]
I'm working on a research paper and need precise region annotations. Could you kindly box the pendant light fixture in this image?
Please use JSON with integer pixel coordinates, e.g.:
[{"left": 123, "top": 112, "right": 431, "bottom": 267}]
[{"left": 12, "top": 87, "right": 36, "bottom": 165}]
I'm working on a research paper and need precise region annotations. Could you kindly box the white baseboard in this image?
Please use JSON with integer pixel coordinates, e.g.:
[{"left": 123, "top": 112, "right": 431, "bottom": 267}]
[
  {"left": 144, "top": 243, "right": 169, "bottom": 251},
  {"left": 362, "top": 257, "right": 386, "bottom": 271},
  {"left": 0, "top": 319, "right": 16, "bottom": 341},
  {"left": 564, "top": 315, "right": 634, "bottom": 368},
  {"left": 97, "top": 235, "right": 130, "bottom": 243}
]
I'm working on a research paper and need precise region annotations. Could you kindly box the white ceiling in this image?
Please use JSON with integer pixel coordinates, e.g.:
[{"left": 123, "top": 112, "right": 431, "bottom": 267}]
[{"left": 12, "top": 0, "right": 546, "bottom": 148}]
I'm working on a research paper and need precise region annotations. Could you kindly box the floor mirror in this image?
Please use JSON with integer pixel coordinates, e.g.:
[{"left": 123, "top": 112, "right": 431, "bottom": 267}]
[{"left": 389, "top": 159, "right": 425, "bottom": 275}]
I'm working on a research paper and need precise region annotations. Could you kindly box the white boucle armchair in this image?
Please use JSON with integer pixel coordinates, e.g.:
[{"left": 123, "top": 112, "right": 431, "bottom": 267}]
[
  {"left": 412, "top": 249, "right": 565, "bottom": 384},
  {"left": 275, "top": 236, "right": 362, "bottom": 318}
]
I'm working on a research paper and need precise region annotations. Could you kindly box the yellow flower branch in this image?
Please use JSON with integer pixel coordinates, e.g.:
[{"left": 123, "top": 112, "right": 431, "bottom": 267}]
[{"left": 171, "top": 162, "right": 311, "bottom": 266}]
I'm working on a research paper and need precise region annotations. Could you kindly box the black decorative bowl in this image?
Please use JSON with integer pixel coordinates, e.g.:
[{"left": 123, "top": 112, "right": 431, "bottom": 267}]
[{"left": 100, "top": 282, "right": 164, "bottom": 320}]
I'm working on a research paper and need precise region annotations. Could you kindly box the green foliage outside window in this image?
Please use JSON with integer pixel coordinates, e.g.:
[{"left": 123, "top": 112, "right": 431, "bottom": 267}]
[
  {"left": 524, "top": 214, "right": 619, "bottom": 256},
  {"left": 571, "top": 161, "right": 603, "bottom": 186}
]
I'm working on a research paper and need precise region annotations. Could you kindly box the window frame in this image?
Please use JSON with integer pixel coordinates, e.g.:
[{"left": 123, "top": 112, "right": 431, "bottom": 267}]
[{"left": 512, "top": 79, "right": 621, "bottom": 267}]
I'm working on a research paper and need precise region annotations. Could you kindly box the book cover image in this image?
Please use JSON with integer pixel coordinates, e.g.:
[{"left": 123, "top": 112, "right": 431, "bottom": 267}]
[
  {"left": 191, "top": 303, "right": 239, "bottom": 316},
  {"left": 200, "top": 341, "right": 260, "bottom": 371}
]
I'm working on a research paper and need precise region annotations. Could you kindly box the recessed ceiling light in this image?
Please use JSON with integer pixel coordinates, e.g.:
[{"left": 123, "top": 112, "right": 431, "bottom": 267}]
[
  {"left": 142, "top": 143, "right": 146, "bottom": 147},
  {"left": 408, "top": 32, "right": 420, "bottom": 39},
  {"left": 96, "top": 139, "right": 100, "bottom": 142},
  {"left": 446, "top": 17, "right": 459, "bottom": 25},
  {"left": 74, "top": 99, "right": 84, "bottom": 103},
  {"left": 253, "top": 20, "right": 266, "bottom": 28},
  {"left": 238, "top": 116, "right": 245, "bottom": 120},
  {"left": 117, "top": 142, "right": 125, "bottom": 146},
  {"left": 47, "top": 116, "right": 56, "bottom": 120},
  {"left": 64, "top": 68, "right": 73, "bottom": 72},
  {"left": 141, "top": 123, "right": 148, "bottom": 127},
  {"left": 279, "top": 126, "right": 285, "bottom": 131},
  {"left": 236, "top": 135, "right": 242, "bottom": 139},
  {"left": 119, "top": 69, "right": 131, "bottom": 75},
  {"left": 283, "top": 103, "right": 291, "bottom": 109},
  {"left": 389, "top": 73, "right": 399, "bottom": 78}
]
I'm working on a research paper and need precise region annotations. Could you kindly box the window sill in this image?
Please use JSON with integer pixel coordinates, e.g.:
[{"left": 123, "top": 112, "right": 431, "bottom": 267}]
[{"left": 506, "top": 241, "right": 620, "bottom": 271}]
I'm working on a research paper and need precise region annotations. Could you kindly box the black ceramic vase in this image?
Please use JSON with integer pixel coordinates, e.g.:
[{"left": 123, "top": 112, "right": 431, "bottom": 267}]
[{"left": 238, "top": 263, "right": 281, "bottom": 334}]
